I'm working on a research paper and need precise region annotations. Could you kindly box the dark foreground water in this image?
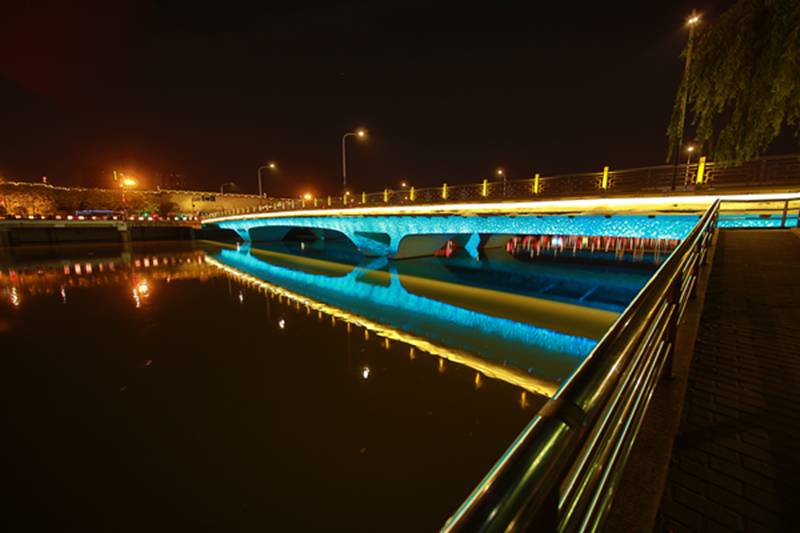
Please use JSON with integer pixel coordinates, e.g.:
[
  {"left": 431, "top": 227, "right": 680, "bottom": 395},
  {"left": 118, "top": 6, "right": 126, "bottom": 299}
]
[{"left": 0, "top": 239, "right": 666, "bottom": 532}]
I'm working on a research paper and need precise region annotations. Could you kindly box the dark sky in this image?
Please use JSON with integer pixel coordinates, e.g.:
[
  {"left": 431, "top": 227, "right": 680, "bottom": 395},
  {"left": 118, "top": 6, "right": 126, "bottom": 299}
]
[{"left": 1, "top": 0, "right": 745, "bottom": 197}]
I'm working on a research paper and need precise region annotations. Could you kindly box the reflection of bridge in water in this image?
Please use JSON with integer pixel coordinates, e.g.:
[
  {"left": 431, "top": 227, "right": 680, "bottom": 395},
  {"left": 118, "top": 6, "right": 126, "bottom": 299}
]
[{"left": 205, "top": 237, "right": 666, "bottom": 397}]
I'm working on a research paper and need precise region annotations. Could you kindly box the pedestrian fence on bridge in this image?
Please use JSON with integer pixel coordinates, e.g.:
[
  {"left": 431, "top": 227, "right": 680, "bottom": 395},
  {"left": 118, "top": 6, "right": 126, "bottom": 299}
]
[
  {"left": 439, "top": 200, "right": 721, "bottom": 532},
  {"left": 207, "top": 155, "right": 799, "bottom": 218}
]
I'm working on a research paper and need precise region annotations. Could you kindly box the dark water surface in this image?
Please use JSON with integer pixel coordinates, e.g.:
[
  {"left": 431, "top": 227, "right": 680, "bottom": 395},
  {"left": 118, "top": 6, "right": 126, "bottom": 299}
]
[{"left": 0, "top": 240, "right": 661, "bottom": 532}]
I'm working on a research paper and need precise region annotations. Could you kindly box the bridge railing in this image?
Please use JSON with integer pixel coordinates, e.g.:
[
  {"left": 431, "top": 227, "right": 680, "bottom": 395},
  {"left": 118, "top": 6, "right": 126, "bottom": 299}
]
[
  {"left": 204, "top": 154, "right": 798, "bottom": 218},
  {"left": 439, "top": 199, "right": 721, "bottom": 533}
]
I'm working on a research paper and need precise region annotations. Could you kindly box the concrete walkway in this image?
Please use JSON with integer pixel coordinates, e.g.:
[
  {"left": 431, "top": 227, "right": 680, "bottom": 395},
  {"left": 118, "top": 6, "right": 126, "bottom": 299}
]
[{"left": 654, "top": 229, "right": 800, "bottom": 532}]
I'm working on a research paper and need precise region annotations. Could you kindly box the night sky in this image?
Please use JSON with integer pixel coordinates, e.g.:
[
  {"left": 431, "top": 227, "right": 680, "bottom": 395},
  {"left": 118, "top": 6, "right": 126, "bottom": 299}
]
[{"left": 1, "top": 0, "right": 749, "bottom": 197}]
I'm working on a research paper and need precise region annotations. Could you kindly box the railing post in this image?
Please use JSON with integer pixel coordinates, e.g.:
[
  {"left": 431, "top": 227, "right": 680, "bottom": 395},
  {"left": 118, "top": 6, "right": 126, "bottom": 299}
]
[
  {"left": 695, "top": 156, "right": 707, "bottom": 185},
  {"left": 482, "top": 179, "right": 488, "bottom": 198},
  {"left": 601, "top": 166, "right": 609, "bottom": 190},
  {"left": 410, "top": 187, "right": 415, "bottom": 202},
  {"left": 442, "top": 183, "right": 448, "bottom": 200},
  {"left": 362, "top": 192, "right": 366, "bottom": 205},
  {"left": 781, "top": 200, "right": 788, "bottom": 227},
  {"left": 532, "top": 174, "right": 540, "bottom": 195},
  {"left": 664, "top": 275, "right": 681, "bottom": 379},
  {"left": 690, "top": 244, "right": 700, "bottom": 299}
]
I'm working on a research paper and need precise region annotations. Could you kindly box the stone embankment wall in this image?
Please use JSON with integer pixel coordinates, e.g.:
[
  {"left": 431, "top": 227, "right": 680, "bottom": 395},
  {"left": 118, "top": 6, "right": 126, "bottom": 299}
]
[{"left": 0, "top": 182, "right": 268, "bottom": 217}]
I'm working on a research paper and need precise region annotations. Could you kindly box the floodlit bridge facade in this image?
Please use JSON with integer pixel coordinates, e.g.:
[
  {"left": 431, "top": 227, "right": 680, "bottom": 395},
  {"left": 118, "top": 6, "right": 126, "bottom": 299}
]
[{"left": 202, "top": 205, "right": 695, "bottom": 260}]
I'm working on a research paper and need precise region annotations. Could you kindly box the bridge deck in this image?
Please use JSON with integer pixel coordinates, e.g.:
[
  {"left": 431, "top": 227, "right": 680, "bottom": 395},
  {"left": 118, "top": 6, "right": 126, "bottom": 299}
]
[{"left": 606, "top": 229, "right": 800, "bottom": 532}]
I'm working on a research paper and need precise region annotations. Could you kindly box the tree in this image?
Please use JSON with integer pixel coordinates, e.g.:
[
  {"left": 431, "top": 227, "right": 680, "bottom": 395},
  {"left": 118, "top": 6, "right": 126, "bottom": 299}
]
[{"left": 667, "top": 0, "right": 800, "bottom": 163}]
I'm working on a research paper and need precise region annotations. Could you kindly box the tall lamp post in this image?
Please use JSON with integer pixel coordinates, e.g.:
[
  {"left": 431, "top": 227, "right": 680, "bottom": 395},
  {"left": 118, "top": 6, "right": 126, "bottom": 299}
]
[
  {"left": 220, "top": 182, "right": 234, "bottom": 212},
  {"left": 497, "top": 168, "right": 507, "bottom": 197},
  {"left": 684, "top": 145, "right": 695, "bottom": 186},
  {"left": 672, "top": 10, "right": 701, "bottom": 190},
  {"left": 120, "top": 177, "right": 136, "bottom": 219},
  {"left": 258, "top": 162, "right": 276, "bottom": 202},
  {"left": 342, "top": 129, "right": 366, "bottom": 198}
]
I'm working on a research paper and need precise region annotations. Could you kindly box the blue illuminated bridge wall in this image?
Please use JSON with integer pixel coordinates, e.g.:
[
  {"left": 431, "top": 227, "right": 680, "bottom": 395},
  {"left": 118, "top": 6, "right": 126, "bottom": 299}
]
[{"left": 204, "top": 212, "right": 697, "bottom": 259}]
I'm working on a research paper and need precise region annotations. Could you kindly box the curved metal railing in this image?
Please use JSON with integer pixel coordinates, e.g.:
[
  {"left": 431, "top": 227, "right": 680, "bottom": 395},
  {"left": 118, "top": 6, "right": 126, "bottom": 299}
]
[
  {"left": 202, "top": 154, "right": 798, "bottom": 218},
  {"left": 440, "top": 200, "right": 720, "bottom": 533}
]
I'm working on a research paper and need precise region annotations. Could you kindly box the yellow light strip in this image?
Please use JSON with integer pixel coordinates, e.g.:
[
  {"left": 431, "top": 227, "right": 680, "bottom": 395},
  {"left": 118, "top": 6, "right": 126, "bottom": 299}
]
[
  {"left": 204, "top": 192, "right": 800, "bottom": 224},
  {"left": 204, "top": 256, "right": 558, "bottom": 397},
  {"left": 696, "top": 156, "right": 707, "bottom": 185}
]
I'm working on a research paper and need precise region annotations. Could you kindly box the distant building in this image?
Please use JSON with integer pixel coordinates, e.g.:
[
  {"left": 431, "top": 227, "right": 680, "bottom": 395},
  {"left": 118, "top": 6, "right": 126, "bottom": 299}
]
[{"left": 154, "top": 171, "right": 188, "bottom": 191}]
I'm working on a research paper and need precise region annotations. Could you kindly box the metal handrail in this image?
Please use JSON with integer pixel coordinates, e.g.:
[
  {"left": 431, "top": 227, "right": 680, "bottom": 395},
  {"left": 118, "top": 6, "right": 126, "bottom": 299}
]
[
  {"left": 202, "top": 153, "right": 798, "bottom": 218},
  {"left": 440, "top": 200, "right": 720, "bottom": 533}
]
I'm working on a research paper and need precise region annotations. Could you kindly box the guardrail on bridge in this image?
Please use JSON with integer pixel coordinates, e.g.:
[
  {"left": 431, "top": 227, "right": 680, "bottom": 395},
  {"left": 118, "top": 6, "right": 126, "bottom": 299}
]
[
  {"left": 439, "top": 199, "right": 721, "bottom": 533},
  {"left": 205, "top": 154, "right": 799, "bottom": 218}
]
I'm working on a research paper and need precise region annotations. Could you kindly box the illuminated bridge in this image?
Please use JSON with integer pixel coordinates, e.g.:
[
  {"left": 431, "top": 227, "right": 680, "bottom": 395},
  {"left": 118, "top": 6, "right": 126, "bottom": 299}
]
[
  {"left": 201, "top": 198, "right": 701, "bottom": 259},
  {"left": 198, "top": 190, "right": 800, "bottom": 532}
]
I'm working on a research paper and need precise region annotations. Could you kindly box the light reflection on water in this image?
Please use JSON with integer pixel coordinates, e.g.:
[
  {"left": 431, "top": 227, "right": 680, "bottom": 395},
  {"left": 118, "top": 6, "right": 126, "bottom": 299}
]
[{"left": 0, "top": 239, "right": 662, "bottom": 532}]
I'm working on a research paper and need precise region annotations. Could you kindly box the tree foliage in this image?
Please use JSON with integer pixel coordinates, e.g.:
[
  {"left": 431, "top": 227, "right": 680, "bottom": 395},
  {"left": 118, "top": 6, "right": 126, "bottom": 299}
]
[{"left": 668, "top": 0, "right": 800, "bottom": 163}]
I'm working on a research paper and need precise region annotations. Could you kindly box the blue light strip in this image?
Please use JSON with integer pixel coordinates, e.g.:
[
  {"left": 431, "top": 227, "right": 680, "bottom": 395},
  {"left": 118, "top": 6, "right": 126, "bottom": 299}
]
[{"left": 210, "top": 214, "right": 697, "bottom": 258}]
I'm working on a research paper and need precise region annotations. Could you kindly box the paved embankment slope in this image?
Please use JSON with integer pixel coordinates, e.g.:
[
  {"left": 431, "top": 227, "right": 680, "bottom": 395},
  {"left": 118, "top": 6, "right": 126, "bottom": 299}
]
[{"left": 655, "top": 229, "right": 800, "bottom": 532}]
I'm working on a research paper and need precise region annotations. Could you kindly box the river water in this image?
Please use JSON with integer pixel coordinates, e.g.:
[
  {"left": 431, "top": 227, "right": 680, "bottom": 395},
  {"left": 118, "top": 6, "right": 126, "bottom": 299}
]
[{"left": 0, "top": 236, "right": 672, "bottom": 532}]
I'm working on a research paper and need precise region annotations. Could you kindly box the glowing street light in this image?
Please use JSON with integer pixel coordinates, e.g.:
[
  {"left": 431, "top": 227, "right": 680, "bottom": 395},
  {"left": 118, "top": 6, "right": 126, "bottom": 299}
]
[
  {"left": 684, "top": 145, "right": 696, "bottom": 186},
  {"left": 672, "top": 10, "right": 701, "bottom": 190},
  {"left": 342, "top": 129, "right": 366, "bottom": 198},
  {"left": 497, "top": 168, "right": 507, "bottom": 197},
  {"left": 120, "top": 176, "right": 137, "bottom": 218},
  {"left": 257, "top": 162, "right": 276, "bottom": 198}
]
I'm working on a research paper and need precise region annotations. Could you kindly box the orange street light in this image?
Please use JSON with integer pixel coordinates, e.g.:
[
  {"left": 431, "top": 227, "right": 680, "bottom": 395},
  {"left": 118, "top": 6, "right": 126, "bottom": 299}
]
[
  {"left": 497, "top": 168, "right": 507, "bottom": 197},
  {"left": 258, "top": 162, "right": 276, "bottom": 198},
  {"left": 342, "top": 128, "right": 367, "bottom": 197},
  {"left": 672, "top": 10, "right": 702, "bottom": 189}
]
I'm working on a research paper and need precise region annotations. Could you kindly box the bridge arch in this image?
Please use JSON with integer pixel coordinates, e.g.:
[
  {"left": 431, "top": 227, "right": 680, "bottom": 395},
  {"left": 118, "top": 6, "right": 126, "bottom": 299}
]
[{"left": 204, "top": 210, "right": 695, "bottom": 260}]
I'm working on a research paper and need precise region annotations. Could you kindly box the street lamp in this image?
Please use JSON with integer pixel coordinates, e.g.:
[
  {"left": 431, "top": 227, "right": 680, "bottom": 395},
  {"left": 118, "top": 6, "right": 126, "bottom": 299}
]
[
  {"left": 684, "top": 145, "right": 695, "bottom": 186},
  {"left": 220, "top": 182, "right": 234, "bottom": 211},
  {"left": 120, "top": 177, "right": 136, "bottom": 219},
  {"left": 342, "top": 129, "right": 366, "bottom": 198},
  {"left": 258, "top": 162, "right": 276, "bottom": 201},
  {"left": 672, "top": 10, "right": 701, "bottom": 189},
  {"left": 497, "top": 168, "right": 507, "bottom": 197}
]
